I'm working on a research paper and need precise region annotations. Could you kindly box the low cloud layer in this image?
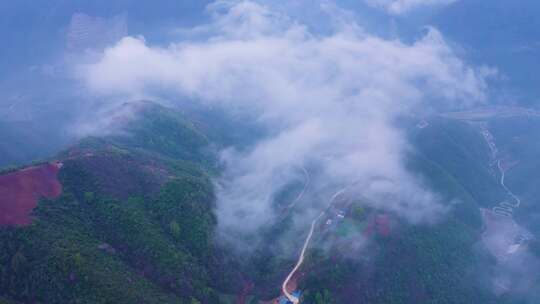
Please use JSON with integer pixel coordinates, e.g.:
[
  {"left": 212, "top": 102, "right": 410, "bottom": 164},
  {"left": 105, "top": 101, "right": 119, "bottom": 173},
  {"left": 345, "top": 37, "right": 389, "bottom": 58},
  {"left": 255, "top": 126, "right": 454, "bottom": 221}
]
[
  {"left": 77, "top": 1, "right": 489, "bottom": 250},
  {"left": 480, "top": 213, "right": 539, "bottom": 297},
  {"left": 365, "top": 0, "right": 458, "bottom": 15}
]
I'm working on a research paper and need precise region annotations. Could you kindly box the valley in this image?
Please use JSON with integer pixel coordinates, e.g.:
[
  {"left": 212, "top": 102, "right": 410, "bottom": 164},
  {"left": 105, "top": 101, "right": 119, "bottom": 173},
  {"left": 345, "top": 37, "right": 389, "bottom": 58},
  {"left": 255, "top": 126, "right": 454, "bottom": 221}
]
[{"left": 440, "top": 107, "right": 539, "bottom": 296}]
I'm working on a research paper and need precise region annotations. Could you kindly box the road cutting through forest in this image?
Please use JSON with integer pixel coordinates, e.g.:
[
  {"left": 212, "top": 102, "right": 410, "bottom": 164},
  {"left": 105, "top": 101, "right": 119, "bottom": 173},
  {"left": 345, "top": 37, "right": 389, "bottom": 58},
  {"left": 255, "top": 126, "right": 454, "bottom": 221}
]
[
  {"left": 492, "top": 158, "right": 521, "bottom": 218},
  {"left": 479, "top": 125, "right": 521, "bottom": 218},
  {"left": 281, "top": 186, "right": 349, "bottom": 303}
]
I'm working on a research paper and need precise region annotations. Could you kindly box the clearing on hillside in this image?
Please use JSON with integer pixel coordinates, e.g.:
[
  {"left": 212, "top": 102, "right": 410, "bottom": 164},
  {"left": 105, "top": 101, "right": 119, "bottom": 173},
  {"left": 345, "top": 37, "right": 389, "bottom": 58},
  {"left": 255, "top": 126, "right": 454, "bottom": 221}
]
[{"left": 0, "top": 162, "right": 63, "bottom": 226}]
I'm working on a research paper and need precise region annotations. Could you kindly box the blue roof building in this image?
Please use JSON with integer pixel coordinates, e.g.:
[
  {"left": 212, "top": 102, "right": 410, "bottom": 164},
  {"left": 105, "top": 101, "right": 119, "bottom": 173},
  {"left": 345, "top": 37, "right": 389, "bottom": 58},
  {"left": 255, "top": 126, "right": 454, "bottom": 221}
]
[
  {"left": 278, "top": 291, "right": 302, "bottom": 304},
  {"left": 278, "top": 296, "right": 290, "bottom": 304}
]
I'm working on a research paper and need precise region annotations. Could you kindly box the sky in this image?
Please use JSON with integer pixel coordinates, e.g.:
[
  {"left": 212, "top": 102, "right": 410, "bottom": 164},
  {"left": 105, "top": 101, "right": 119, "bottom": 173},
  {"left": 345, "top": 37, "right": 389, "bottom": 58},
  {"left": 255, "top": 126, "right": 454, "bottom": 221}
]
[
  {"left": 365, "top": 0, "right": 458, "bottom": 15},
  {"left": 1, "top": 0, "right": 539, "bottom": 125}
]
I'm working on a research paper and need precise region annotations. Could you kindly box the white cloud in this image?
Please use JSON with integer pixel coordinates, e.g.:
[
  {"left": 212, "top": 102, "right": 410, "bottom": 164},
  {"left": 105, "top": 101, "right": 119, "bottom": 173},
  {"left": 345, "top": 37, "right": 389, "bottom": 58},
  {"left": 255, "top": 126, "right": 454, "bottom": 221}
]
[
  {"left": 77, "top": 1, "right": 489, "bottom": 251},
  {"left": 365, "top": 0, "right": 458, "bottom": 15}
]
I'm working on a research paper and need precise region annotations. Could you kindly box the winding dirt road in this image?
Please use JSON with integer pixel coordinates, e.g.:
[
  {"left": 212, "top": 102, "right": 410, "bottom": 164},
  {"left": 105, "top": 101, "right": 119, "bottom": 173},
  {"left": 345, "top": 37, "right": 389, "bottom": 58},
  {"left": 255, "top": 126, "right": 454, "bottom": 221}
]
[
  {"left": 281, "top": 186, "right": 348, "bottom": 303},
  {"left": 287, "top": 167, "right": 311, "bottom": 210},
  {"left": 479, "top": 124, "right": 521, "bottom": 218},
  {"left": 281, "top": 212, "right": 324, "bottom": 303},
  {"left": 239, "top": 167, "right": 311, "bottom": 304},
  {"left": 493, "top": 160, "right": 521, "bottom": 217}
]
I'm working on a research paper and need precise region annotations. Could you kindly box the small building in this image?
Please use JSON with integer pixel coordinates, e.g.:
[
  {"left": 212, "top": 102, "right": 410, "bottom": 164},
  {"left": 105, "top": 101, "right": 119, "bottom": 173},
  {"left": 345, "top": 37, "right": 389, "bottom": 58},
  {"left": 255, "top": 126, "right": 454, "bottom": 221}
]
[{"left": 278, "top": 291, "right": 302, "bottom": 304}]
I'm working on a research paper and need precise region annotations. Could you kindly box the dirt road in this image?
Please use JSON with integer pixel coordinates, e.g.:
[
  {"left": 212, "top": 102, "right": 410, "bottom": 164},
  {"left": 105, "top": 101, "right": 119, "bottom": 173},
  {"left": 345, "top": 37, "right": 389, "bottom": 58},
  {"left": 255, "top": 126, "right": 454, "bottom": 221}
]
[{"left": 281, "top": 186, "right": 349, "bottom": 303}]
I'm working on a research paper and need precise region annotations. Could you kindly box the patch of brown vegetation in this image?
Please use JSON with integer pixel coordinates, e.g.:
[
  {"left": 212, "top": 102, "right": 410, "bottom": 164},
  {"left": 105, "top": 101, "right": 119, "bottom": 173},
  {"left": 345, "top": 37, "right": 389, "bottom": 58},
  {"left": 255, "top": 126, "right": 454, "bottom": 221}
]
[
  {"left": 0, "top": 162, "right": 63, "bottom": 226},
  {"left": 63, "top": 151, "right": 170, "bottom": 200},
  {"left": 364, "top": 214, "right": 391, "bottom": 237},
  {"left": 236, "top": 280, "right": 254, "bottom": 304}
]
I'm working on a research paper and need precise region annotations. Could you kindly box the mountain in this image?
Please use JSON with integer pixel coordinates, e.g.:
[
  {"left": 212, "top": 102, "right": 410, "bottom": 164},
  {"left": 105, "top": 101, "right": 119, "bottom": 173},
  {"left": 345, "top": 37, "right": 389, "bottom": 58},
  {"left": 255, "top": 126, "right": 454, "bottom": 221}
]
[
  {"left": 0, "top": 102, "right": 260, "bottom": 303},
  {"left": 1, "top": 103, "right": 540, "bottom": 303},
  {"left": 297, "top": 110, "right": 540, "bottom": 304}
]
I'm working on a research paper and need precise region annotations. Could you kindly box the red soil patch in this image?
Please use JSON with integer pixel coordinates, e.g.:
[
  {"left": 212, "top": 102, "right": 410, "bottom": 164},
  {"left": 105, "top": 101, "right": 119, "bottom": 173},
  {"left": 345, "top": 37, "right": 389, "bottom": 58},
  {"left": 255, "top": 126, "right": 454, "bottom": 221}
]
[
  {"left": 236, "top": 280, "right": 254, "bottom": 304},
  {"left": 364, "top": 214, "right": 391, "bottom": 237},
  {"left": 375, "top": 214, "right": 391, "bottom": 236},
  {"left": 0, "top": 162, "right": 63, "bottom": 226}
]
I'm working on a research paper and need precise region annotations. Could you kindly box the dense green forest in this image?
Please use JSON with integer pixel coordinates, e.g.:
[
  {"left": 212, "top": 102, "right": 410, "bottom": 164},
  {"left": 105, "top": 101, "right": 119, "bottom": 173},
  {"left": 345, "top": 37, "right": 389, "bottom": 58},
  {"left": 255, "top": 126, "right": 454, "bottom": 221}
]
[
  {"left": 0, "top": 103, "right": 241, "bottom": 303},
  {"left": 295, "top": 117, "right": 540, "bottom": 304},
  {"left": 2, "top": 103, "right": 540, "bottom": 303}
]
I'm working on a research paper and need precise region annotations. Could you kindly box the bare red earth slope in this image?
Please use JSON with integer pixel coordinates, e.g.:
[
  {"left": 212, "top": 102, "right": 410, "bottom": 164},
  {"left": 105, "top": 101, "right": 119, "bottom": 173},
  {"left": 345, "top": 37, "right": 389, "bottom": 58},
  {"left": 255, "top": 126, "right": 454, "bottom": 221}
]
[{"left": 0, "top": 162, "right": 62, "bottom": 226}]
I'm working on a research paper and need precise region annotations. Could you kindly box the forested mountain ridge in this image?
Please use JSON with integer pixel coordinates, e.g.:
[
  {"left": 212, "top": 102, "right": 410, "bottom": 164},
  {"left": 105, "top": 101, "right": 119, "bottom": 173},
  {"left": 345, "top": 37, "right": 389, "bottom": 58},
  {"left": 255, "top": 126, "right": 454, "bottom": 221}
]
[
  {"left": 0, "top": 102, "right": 237, "bottom": 303},
  {"left": 1, "top": 103, "right": 540, "bottom": 303}
]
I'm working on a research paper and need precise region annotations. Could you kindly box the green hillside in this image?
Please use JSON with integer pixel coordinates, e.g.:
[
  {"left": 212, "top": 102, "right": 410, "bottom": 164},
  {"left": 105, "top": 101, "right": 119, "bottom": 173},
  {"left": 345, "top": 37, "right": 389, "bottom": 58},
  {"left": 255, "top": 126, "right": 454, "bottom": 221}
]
[
  {"left": 0, "top": 103, "right": 240, "bottom": 303},
  {"left": 2, "top": 104, "right": 539, "bottom": 303}
]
